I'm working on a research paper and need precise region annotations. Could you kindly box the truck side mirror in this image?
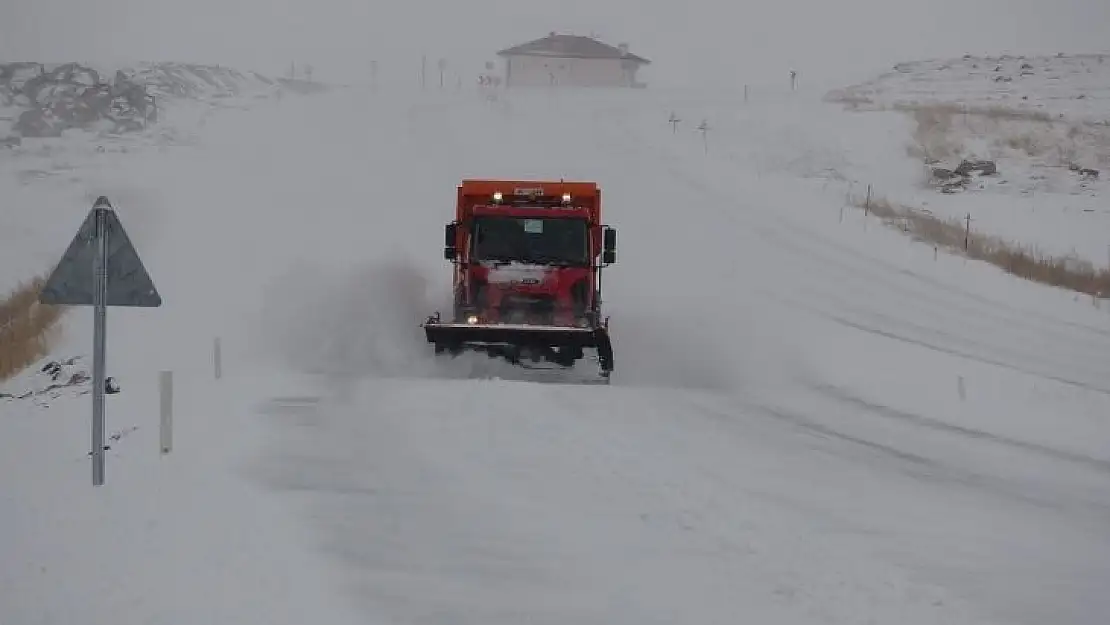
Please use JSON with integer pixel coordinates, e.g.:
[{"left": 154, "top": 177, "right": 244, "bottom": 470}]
[
  {"left": 602, "top": 227, "right": 616, "bottom": 265},
  {"left": 444, "top": 222, "right": 458, "bottom": 261}
]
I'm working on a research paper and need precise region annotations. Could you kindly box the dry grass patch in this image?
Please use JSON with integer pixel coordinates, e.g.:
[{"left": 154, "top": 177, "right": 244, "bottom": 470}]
[
  {"left": 0, "top": 274, "right": 68, "bottom": 382},
  {"left": 895, "top": 103, "right": 1110, "bottom": 170},
  {"left": 850, "top": 192, "right": 1110, "bottom": 298},
  {"left": 890, "top": 101, "right": 1056, "bottom": 123},
  {"left": 827, "top": 92, "right": 1059, "bottom": 123}
]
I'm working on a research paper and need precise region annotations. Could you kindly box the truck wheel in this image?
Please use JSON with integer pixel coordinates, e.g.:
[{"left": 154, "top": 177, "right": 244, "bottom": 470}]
[{"left": 434, "top": 343, "right": 462, "bottom": 356}]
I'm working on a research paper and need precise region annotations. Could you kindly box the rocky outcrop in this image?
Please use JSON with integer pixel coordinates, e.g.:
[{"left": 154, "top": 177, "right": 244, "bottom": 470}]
[
  {"left": 954, "top": 159, "right": 998, "bottom": 177},
  {"left": 930, "top": 159, "right": 998, "bottom": 192},
  {"left": 1, "top": 61, "right": 315, "bottom": 139},
  {"left": 1068, "top": 163, "right": 1100, "bottom": 180},
  {"left": 2, "top": 62, "right": 151, "bottom": 137}
]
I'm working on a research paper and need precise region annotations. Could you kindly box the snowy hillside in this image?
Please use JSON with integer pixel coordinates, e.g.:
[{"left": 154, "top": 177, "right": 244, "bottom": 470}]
[
  {"left": 3, "top": 60, "right": 1110, "bottom": 625},
  {"left": 828, "top": 53, "right": 1110, "bottom": 125},
  {"left": 0, "top": 61, "right": 325, "bottom": 294},
  {"left": 823, "top": 53, "right": 1110, "bottom": 267}
]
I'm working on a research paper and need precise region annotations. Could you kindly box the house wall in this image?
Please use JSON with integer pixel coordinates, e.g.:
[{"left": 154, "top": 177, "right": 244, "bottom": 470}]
[{"left": 504, "top": 55, "right": 637, "bottom": 87}]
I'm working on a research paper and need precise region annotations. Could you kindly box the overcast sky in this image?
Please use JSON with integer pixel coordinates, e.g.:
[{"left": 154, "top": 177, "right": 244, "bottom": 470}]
[{"left": 3, "top": 0, "right": 1109, "bottom": 90}]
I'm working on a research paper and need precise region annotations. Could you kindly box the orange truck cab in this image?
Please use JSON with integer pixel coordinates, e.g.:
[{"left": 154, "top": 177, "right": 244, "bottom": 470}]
[{"left": 422, "top": 179, "right": 616, "bottom": 379}]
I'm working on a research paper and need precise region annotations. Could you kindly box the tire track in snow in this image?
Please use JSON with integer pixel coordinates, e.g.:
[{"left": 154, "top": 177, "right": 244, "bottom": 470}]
[
  {"left": 543, "top": 386, "right": 1103, "bottom": 625},
  {"left": 267, "top": 378, "right": 999, "bottom": 625},
  {"left": 773, "top": 290, "right": 1110, "bottom": 394},
  {"left": 811, "top": 383, "right": 1110, "bottom": 474}
]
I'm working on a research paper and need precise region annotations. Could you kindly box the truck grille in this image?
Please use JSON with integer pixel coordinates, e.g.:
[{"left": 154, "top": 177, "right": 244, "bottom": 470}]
[{"left": 498, "top": 294, "right": 556, "bottom": 324}]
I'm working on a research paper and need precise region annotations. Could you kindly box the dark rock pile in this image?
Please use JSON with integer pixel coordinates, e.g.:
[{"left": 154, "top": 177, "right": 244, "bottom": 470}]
[
  {"left": 1068, "top": 163, "right": 1100, "bottom": 180},
  {"left": 1, "top": 62, "right": 156, "bottom": 138},
  {"left": 1, "top": 61, "right": 307, "bottom": 140},
  {"left": 0, "top": 356, "right": 89, "bottom": 402},
  {"left": 930, "top": 159, "right": 999, "bottom": 193}
]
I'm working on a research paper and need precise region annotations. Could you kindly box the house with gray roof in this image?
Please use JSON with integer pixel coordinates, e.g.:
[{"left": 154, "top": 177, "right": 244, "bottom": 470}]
[{"left": 496, "top": 32, "right": 650, "bottom": 88}]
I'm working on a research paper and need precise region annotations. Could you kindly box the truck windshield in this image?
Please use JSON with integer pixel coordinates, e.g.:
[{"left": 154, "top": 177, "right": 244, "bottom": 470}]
[{"left": 472, "top": 216, "right": 589, "bottom": 266}]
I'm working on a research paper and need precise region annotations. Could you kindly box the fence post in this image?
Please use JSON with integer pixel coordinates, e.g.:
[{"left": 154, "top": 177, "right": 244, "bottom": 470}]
[
  {"left": 965, "top": 213, "right": 972, "bottom": 250},
  {"left": 159, "top": 370, "right": 173, "bottom": 454},
  {"left": 213, "top": 337, "right": 222, "bottom": 380}
]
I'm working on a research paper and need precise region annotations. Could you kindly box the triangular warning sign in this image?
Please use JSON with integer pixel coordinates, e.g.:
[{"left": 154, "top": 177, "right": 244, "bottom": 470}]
[{"left": 39, "top": 197, "right": 162, "bottom": 307}]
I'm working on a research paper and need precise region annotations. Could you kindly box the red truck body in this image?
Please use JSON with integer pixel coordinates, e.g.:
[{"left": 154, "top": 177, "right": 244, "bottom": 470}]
[{"left": 422, "top": 179, "right": 616, "bottom": 379}]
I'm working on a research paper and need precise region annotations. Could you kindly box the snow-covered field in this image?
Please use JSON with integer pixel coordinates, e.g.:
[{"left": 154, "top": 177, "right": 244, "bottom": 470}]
[
  {"left": 829, "top": 54, "right": 1110, "bottom": 125},
  {"left": 0, "top": 64, "right": 318, "bottom": 293},
  {"left": 3, "top": 64, "right": 1110, "bottom": 625},
  {"left": 825, "top": 53, "right": 1110, "bottom": 265}
]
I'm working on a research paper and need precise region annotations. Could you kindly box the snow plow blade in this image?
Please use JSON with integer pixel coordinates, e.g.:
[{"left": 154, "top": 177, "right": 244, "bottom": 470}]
[{"left": 423, "top": 321, "right": 614, "bottom": 378}]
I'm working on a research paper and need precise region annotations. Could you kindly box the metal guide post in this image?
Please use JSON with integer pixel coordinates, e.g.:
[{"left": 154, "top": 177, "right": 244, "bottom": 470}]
[{"left": 92, "top": 206, "right": 108, "bottom": 485}]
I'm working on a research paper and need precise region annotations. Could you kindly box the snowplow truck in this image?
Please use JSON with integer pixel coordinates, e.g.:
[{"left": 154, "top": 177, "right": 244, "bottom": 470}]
[{"left": 422, "top": 179, "right": 617, "bottom": 380}]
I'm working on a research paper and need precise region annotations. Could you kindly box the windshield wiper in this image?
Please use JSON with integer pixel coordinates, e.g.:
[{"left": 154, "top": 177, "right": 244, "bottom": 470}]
[
  {"left": 526, "top": 255, "right": 583, "bottom": 266},
  {"left": 479, "top": 254, "right": 517, "bottom": 263}
]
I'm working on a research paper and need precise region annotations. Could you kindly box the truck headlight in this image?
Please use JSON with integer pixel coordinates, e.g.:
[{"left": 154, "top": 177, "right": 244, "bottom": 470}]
[{"left": 467, "top": 315, "right": 479, "bottom": 324}]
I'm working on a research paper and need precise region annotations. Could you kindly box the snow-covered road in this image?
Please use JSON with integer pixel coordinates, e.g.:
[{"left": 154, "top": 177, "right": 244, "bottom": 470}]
[
  {"left": 254, "top": 88, "right": 1110, "bottom": 624},
  {"left": 4, "top": 84, "right": 1109, "bottom": 625},
  {"left": 258, "top": 372, "right": 1110, "bottom": 625}
]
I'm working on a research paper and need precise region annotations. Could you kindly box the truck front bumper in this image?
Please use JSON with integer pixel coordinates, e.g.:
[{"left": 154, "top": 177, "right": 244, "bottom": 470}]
[{"left": 422, "top": 317, "right": 613, "bottom": 373}]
